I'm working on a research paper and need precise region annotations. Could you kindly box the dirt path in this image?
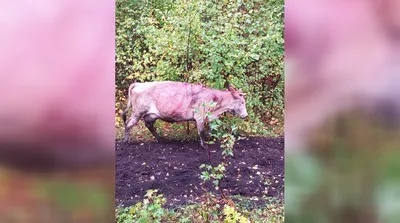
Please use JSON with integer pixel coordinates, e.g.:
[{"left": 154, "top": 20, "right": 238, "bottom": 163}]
[{"left": 115, "top": 136, "right": 284, "bottom": 208}]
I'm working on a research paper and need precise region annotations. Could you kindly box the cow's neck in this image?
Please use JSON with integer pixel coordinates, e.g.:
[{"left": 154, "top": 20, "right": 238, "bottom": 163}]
[{"left": 210, "top": 91, "right": 233, "bottom": 118}]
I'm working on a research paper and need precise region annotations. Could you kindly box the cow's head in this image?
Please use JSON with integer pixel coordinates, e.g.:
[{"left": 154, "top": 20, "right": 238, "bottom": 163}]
[{"left": 227, "top": 85, "right": 248, "bottom": 119}]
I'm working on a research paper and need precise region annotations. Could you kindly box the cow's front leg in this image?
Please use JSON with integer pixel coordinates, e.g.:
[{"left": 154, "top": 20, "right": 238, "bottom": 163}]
[
  {"left": 204, "top": 129, "right": 212, "bottom": 141},
  {"left": 195, "top": 119, "right": 211, "bottom": 161},
  {"left": 204, "top": 115, "right": 217, "bottom": 141}
]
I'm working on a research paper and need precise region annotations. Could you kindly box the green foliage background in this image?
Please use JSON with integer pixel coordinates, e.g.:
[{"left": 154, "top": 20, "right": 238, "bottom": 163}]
[{"left": 116, "top": 0, "right": 284, "bottom": 135}]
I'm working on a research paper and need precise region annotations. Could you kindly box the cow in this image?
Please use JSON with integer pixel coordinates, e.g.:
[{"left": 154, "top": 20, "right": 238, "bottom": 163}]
[{"left": 121, "top": 81, "right": 248, "bottom": 159}]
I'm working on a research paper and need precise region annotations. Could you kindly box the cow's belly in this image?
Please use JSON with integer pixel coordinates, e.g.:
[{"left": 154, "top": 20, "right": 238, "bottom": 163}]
[
  {"left": 157, "top": 110, "right": 193, "bottom": 122},
  {"left": 150, "top": 94, "right": 194, "bottom": 122},
  {"left": 159, "top": 116, "right": 193, "bottom": 123},
  {"left": 144, "top": 104, "right": 193, "bottom": 122}
]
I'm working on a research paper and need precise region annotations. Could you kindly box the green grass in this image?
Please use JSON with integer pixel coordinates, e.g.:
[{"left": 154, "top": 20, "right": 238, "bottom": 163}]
[{"left": 116, "top": 191, "right": 284, "bottom": 223}]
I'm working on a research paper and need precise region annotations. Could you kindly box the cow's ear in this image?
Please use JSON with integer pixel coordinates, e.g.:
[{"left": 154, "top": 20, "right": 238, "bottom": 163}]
[
  {"left": 234, "top": 91, "right": 246, "bottom": 99},
  {"left": 228, "top": 85, "right": 236, "bottom": 92}
]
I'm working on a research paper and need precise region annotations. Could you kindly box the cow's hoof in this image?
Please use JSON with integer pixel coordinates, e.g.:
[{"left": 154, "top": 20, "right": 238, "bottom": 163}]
[{"left": 156, "top": 138, "right": 167, "bottom": 143}]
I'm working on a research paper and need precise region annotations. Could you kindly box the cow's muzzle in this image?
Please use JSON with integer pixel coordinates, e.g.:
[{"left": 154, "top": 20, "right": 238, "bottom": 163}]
[{"left": 240, "top": 114, "right": 248, "bottom": 119}]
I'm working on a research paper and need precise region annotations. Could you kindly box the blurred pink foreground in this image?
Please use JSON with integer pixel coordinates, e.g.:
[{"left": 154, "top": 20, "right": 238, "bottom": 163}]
[
  {"left": 0, "top": 0, "right": 115, "bottom": 169},
  {"left": 286, "top": 0, "right": 400, "bottom": 150}
]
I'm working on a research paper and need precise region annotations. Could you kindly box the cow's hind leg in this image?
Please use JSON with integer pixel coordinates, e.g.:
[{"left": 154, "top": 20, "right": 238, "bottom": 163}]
[
  {"left": 123, "top": 113, "right": 142, "bottom": 143},
  {"left": 144, "top": 114, "right": 162, "bottom": 142}
]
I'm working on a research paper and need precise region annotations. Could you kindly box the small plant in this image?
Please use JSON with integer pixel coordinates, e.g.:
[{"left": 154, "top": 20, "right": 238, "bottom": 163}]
[
  {"left": 200, "top": 163, "right": 226, "bottom": 196},
  {"left": 208, "top": 116, "right": 242, "bottom": 157},
  {"left": 116, "top": 189, "right": 167, "bottom": 223},
  {"left": 195, "top": 101, "right": 242, "bottom": 197},
  {"left": 223, "top": 205, "right": 249, "bottom": 223}
]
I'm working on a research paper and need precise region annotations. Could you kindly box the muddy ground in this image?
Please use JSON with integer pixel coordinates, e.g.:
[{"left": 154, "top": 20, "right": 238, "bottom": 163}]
[{"left": 115, "top": 136, "right": 284, "bottom": 208}]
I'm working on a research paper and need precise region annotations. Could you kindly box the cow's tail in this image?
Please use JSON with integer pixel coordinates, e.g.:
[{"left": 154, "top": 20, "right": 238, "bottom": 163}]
[{"left": 121, "top": 83, "right": 136, "bottom": 124}]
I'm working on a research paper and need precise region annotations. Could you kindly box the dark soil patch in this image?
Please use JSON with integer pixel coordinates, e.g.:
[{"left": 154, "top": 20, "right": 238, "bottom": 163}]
[{"left": 115, "top": 136, "right": 284, "bottom": 208}]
